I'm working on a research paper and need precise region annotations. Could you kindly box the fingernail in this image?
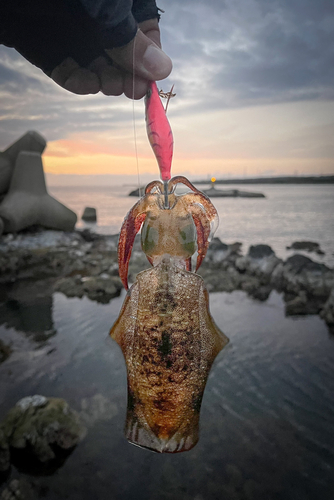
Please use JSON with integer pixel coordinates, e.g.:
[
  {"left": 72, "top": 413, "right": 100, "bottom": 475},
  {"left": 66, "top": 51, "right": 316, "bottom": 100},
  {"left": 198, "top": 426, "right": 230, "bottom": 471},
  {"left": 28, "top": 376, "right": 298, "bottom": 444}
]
[{"left": 142, "top": 45, "right": 172, "bottom": 80}]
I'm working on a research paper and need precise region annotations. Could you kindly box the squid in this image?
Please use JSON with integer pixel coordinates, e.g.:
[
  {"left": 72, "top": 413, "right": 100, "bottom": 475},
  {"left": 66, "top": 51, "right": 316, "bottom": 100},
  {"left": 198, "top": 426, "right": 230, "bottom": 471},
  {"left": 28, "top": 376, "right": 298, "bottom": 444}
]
[{"left": 110, "top": 82, "right": 229, "bottom": 453}]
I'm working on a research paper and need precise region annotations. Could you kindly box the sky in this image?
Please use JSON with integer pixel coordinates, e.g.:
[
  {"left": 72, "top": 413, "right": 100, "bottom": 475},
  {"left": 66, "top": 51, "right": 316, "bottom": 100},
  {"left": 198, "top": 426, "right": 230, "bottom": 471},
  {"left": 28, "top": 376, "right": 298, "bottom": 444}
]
[{"left": 1, "top": 0, "right": 334, "bottom": 182}]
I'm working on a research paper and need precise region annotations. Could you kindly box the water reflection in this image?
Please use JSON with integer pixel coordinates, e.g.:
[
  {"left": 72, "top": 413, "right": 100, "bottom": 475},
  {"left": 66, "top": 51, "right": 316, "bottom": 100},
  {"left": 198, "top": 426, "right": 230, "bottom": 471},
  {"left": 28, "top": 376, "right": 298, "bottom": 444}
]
[
  {"left": 0, "top": 289, "right": 334, "bottom": 499},
  {"left": 0, "top": 280, "right": 56, "bottom": 341}
]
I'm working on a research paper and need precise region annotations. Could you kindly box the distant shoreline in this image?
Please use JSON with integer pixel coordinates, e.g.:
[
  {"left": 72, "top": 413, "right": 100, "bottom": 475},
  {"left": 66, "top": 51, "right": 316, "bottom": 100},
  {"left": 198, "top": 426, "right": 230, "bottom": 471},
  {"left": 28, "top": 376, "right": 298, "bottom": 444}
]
[{"left": 197, "top": 175, "right": 334, "bottom": 185}]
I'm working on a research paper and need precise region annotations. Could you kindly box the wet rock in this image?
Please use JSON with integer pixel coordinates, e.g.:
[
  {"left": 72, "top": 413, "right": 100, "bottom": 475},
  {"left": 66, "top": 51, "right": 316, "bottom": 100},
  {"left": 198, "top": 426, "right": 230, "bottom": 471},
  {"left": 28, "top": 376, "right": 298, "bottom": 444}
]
[
  {"left": 229, "top": 242, "right": 243, "bottom": 254},
  {"left": 129, "top": 186, "right": 145, "bottom": 197},
  {"left": 249, "top": 285, "right": 272, "bottom": 302},
  {"left": 0, "top": 428, "right": 10, "bottom": 472},
  {"left": 201, "top": 265, "right": 245, "bottom": 293},
  {"left": 205, "top": 238, "right": 229, "bottom": 263},
  {"left": 77, "top": 229, "right": 101, "bottom": 242},
  {"left": 287, "top": 241, "right": 325, "bottom": 255},
  {"left": 248, "top": 244, "right": 274, "bottom": 259},
  {"left": 0, "top": 478, "right": 36, "bottom": 500},
  {"left": 271, "top": 254, "right": 334, "bottom": 300},
  {"left": 54, "top": 275, "right": 122, "bottom": 303},
  {"left": 285, "top": 292, "right": 310, "bottom": 315},
  {"left": 0, "top": 396, "right": 86, "bottom": 465},
  {"left": 205, "top": 238, "right": 242, "bottom": 265},
  {"left": 54, "top": 276, "right": 84, "bottom": 298},
  {"left": 235, "top": 245, "right": 281, "bottom": 283},
  {"left": 0, "top": 230, "right": 119, "bottom": 284},
  {"left": 81, "top": 207, "right": 97, "bottom": 222},
  {"left": 1, "top": 479, "right": 23, "bottom": 500},
  {"left": 0, "top": 228, "right": 333, "bottom": 328},
  {"left": 320, "top": 288, "right": 334, "bottom": 329},
  {"left": 81, "top": 276, "right": 122, "bottom": 302}
]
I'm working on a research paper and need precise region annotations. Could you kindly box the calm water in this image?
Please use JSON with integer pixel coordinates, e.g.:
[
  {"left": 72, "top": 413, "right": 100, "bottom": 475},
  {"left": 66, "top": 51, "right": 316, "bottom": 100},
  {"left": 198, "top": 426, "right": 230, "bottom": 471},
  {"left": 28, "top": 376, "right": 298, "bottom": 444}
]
[
  {"left": 0, "top": 286, "right": 333, "bottom": 499},
  {"left": 49, "top": 183, "right": 334, "bottom": 266},
  {"left": 1, "top": 183, "right": 334, "bottom": 498}
]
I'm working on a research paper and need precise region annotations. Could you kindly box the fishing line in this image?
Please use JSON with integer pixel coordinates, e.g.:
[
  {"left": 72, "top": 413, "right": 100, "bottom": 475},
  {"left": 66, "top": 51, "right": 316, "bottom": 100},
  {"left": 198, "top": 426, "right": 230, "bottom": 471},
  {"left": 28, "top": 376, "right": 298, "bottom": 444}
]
[{"left": 131, "top": 30, "right": 141, "bottom": 198}]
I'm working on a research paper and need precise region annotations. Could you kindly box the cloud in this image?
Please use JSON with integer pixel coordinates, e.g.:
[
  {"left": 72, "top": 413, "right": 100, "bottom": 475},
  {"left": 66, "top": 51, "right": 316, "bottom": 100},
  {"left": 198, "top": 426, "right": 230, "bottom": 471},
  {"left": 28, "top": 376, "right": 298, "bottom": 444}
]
[
  {"left": 0, "top": 47, "right": 136, "bottom": 149},
  {"left": 0, "top": 0, "right": 333, "bottom": 176},
  {"left": 160, "top": 0, "right": 334, "bottom": 111}
]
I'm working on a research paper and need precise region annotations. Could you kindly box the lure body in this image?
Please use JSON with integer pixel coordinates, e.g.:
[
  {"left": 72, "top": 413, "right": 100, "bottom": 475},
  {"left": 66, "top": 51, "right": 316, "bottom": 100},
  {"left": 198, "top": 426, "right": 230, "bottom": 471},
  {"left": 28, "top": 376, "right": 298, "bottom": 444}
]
[{"left": 145, "top": 81, "right": 173, "bottom": 181}]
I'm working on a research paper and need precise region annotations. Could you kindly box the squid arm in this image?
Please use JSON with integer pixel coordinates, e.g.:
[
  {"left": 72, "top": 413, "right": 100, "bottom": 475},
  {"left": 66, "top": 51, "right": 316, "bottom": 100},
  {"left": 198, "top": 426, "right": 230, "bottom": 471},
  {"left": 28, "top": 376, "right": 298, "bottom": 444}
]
[
  {"left": 118, "top": 198, "right": 148, "bottom": 290},
  {"left": 145, "top": 180, "right": 163, "bottom": 194},
  {"left": 181, "top": 192, "right": 217, "bottom": 271}
]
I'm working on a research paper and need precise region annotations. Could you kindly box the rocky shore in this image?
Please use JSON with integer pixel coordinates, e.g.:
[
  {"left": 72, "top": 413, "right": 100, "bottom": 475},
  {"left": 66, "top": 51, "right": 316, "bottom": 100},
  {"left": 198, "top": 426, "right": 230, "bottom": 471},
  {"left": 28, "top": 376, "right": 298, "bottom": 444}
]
[
  {"left": 0, "top": 396, "right": 86, "bottom": 473},
  {"left": 0, "top": 228, "right": 333, "bottom": 333}
]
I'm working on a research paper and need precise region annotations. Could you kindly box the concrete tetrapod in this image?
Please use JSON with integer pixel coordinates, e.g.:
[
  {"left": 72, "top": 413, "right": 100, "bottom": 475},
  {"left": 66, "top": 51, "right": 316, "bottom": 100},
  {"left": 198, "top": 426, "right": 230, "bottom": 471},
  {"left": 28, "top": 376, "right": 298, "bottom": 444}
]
[
  {"left": 0, "top": 131, "right": 46, "bottom": 195},
  {"left": 0, "top": 151, "right": 77, "bottom": 233}
]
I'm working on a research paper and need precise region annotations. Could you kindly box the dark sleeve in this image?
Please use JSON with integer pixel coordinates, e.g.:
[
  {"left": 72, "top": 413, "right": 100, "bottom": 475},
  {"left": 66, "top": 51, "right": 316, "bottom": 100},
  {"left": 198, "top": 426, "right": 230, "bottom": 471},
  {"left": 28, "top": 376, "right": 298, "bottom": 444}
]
[
  {"left": 0, "top": 0, "right": 104, "bottom": 73},
  {"left": 79, "top": 0, "right": 160, "bottom": 47},
  {"left": 0, "top": 0, "right": 160, "bottom": 74}
]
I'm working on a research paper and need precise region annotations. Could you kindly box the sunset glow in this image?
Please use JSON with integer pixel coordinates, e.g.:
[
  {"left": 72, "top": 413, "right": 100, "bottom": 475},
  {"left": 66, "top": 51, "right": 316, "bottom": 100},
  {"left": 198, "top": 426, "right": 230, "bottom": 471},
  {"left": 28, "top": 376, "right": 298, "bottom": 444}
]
[{"left": 1, "top": 0, "right": 333, "bottom": 180}]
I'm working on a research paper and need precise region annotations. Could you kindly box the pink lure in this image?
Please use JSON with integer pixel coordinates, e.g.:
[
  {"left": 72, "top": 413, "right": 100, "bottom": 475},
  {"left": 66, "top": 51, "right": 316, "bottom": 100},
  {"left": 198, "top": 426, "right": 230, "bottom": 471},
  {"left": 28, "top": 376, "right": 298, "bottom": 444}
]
[{"left": 145, "top": 81, "right": 173, "bottom": 182}]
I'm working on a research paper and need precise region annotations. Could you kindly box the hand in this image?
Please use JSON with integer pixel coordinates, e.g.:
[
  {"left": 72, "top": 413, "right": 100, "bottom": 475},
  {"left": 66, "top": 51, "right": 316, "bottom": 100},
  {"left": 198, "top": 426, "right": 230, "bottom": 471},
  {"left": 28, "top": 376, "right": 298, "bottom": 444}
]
[{"left": 50, "top": 19, "right": 172, "bottom": 99}]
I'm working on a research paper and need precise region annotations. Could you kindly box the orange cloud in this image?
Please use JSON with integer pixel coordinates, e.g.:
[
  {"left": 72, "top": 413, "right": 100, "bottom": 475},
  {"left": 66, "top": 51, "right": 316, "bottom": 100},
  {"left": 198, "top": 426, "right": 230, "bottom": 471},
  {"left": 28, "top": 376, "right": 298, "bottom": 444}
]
[{"left": 42, "top": 100, "right": 334, "bottom": 177}]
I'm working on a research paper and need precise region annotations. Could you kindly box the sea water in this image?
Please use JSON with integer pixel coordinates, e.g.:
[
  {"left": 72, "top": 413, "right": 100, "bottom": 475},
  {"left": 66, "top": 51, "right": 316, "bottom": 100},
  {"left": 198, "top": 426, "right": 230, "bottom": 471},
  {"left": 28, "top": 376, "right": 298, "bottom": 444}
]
[
  {"left": 1, "top": 182, "right": 334, "bottom": 499},
  {"left": 0, "top": 288, "right": 333, "bottom": 499},
  {"left": 49, "top": 183, "right": 334, "bottom": 266}
]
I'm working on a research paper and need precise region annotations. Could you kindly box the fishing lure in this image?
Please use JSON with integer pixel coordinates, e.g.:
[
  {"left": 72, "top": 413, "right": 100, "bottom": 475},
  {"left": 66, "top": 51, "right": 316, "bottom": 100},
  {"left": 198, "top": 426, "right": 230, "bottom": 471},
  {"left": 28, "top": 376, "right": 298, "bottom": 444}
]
[{"left": 110, "top": 82, "right": 229, "bottom": 453}]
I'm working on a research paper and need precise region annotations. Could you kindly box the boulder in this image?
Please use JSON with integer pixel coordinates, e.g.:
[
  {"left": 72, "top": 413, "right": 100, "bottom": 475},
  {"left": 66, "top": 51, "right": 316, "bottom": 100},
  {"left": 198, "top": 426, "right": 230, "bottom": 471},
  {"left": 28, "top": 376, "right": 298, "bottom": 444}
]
[
  {"left": 235, "top": 244, "right": 281, "bottom": 283},
  {"left": 205, "top": 238, "right": 229, "bottom": 263},
  {"left": 0, "top": 131, "right": 46, "bottom": 195},
  {"left": 205, "top": 238, "right": 242, "bottom": 265},
  {"left": 129, "top": 186, "right": 145, "bottom": 197},
  {"left": 82, "top": 206, "right": 97, "bottom": 222},
  {"left": 287, "top": 241, "right": 325, "bottom": 255},
  {"left": 271, "top": 254, "right": 334, "bottom": 300},
  {"left": 0, "top": 395, "right": 86, "bottom": 469},
  {"left": 0, "top": 151, "right": 77, "bottom": 233},
  {"left": 248, "top": 244, "right": 274, "bottom": 259},
  {"left": 54, "top": 275, "right": 122, "bottom": 303}
]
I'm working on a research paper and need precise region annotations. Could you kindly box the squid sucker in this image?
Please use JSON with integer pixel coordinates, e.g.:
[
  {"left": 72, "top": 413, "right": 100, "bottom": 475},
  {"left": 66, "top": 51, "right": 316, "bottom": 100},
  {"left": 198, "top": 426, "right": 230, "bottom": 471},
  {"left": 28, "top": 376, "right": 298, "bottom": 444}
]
[{"left": 110, "top": 176, "right": 229, "bottom": 453}]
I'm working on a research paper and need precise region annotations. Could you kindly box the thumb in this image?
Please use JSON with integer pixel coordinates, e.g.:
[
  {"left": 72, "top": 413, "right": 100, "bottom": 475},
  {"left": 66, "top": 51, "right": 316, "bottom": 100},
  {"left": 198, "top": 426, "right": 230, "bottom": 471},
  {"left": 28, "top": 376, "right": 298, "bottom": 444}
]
[{"left": 106, "top": 29, "right": 172, "bottom": 81}]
